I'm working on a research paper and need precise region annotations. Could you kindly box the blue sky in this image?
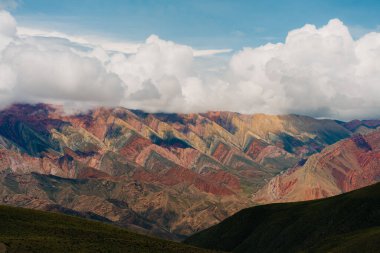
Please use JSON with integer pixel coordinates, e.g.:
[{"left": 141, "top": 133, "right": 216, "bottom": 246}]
[{"left": 10, "top": 0, "right": 380, "bottom": 50}]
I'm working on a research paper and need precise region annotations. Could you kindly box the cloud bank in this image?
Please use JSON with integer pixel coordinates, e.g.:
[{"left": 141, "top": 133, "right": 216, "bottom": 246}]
[{"left": 1, "top": 10, "right": 380, "bottom": 119}]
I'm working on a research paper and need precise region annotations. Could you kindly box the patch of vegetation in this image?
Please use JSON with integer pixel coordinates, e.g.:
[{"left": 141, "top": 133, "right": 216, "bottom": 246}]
[
  {"left": 185, "top": 182, "right": 380, "bottom": 253},
  {"left": 154, "top": 113, "right": 186, "bottom": 124},
  {"left": 130, "top": 109, "right": 150, "bottom": 119},
  {"left": 114, "top": 110, "right": 129, "bottom": 120},
  {"left": 261, "top": 156, "right": 298, "bottom": 172},
  {"left": 150, "top": 131, "right": 193, "bottom": 149},
  {"left": 214, "top": 117, "right": 238, "bottom": 134},
  {"left": 74, "top": 150, "right": 98, "bottom": 157},
  {"left": 278, "top": 133, "right": 304, "bottom": 153},
  {"left": 352, "top": 134, "right": 372, "bottom": 151},
  {"left": 105, "top": 125, "right": 123, "bottom": 139},
  {"left": 0, "top": 205, "right": 216, "bottom": 253},
  {"left": 316, "top": 128, "right": 351, "bottom": 145}
]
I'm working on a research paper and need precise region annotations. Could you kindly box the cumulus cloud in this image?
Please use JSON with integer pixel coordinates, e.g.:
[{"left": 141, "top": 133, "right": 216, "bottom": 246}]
[
  {"left": 17, "top": 26, "right": 232, "bottom": 57},
  {"left": 3, "top": 43, "right": 125, "bottom": 103},
  {"left": 0, "top": 11, "right": 380, "bottom": 119},
  {"left": 0, "top": 11, "right": 126, "bottom": 110},
  {"left": 0, "top": 10, "right": 16, "bottom": 50},
  {"left": 226, "top": 19, "right": 380, "bottom": 119},
  {"left": 17, "top": 26, "right": 141, "bottom": 54}
]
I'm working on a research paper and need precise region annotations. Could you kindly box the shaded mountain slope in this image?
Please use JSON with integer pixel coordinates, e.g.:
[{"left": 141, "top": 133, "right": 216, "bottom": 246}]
[
  {"left": 185, "top": 182, "right": 380, "bottom": 253},
  {"left": 0, "top": 204, "right": 217, "bottom": 253}
]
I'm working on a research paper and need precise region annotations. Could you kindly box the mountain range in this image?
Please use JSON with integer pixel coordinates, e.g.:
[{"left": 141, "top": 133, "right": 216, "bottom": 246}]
[{"left": 0, "top": 103, "right": 379, "bottom": 239}]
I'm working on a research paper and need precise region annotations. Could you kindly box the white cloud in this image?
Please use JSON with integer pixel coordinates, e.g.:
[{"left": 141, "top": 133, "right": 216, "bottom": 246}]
[
  {"left": 0, "top": 11, "right": 380, "bottom": 119},
  {"left": 193, "top": 48, "right": 232, "bottom": 57},
  {"left": 2, "top": 43, "right": 125, "bottom": 103},
  {"left": 0, "top": 10, "right": 16, "bottom": 37},
  {"left": 225, "top": 19, "right": 380, "bottom": 119},
  {"left": 17, "top": 26, "right": 232, "bottom": 57},
  {"left": 0, "top": 11, "right": 126, "bottom": 110},
  {"left": 17, "top": 26, "right": 142, "bottom": 54},
  {"left": 0, "top": 10, "right": 16, "bottom": 51}
]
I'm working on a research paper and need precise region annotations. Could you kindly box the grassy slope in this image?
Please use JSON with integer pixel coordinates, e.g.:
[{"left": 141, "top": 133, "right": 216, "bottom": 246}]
[
  {"left": 0, "top": 205, "right": 215, "bottom": 253},
  {"left": 185, "top": 182, "right": 380, "bottom": 253}
]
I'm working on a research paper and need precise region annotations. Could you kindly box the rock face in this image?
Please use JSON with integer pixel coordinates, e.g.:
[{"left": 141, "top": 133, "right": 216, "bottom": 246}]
[
  {"left": 253, "top": 131, "right": 380, "bottom": 204},
  {"left": 0, "top": 103, "right": 363, "bottom": 239}
]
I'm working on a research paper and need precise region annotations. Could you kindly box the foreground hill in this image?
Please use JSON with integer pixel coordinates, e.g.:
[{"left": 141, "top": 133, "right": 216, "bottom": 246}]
[
  {"left": 185, "top": 182, "right": 380, "bottom": 253},
  {"left": 0, "top": 205, "right": 214, "bottom": 253},
  {"left": 0, "top": 103, "right": 355, "bottom": 238}
]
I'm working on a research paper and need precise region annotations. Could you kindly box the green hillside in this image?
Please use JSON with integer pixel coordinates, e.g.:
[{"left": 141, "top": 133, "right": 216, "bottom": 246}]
[
  {"left": 185, "top": 183, "right": 380, "bottom": 253},
  {"left": 0, "top": 205, "right": 215, "bottom": 253}
]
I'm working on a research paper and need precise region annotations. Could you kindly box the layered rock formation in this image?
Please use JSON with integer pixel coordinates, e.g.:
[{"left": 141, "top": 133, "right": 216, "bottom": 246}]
[
  {"left": 253, "top": 131, "right": 380, "bottom": 203},
  {"left": 0, "top": 103, "right": 372, "bottom": 238}
]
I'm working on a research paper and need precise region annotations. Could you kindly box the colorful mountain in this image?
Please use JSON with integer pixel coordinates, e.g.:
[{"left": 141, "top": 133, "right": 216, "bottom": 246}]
[
  {"left": 0, "top": 103, "right": 372, "bottom": 239},
  {"left": 253, "top": 130, "right": 380, "bottom": 203}
]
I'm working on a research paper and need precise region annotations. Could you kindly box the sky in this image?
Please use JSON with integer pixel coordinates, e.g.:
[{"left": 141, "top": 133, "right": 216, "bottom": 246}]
[
  {"left": 0, "top": 0, "right": 380, "bottom": 120},
  {"left": 8, "top": 0, "right": 380, "bottom": 49}
]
